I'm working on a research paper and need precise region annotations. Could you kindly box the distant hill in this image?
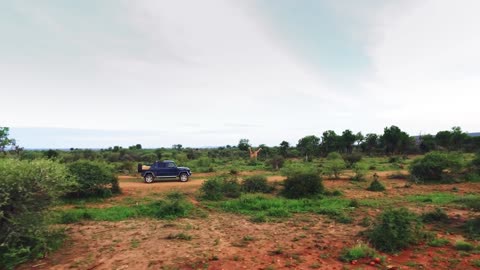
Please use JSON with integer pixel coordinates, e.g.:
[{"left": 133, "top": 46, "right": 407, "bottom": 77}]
[{"left": 469, "top": 132, "right": 480, "bottom": 137}]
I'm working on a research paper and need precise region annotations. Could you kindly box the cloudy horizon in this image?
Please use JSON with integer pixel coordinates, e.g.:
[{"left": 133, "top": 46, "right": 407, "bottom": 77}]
[{"left": 1, "top": 0, "right": 479, "bottom": 148}]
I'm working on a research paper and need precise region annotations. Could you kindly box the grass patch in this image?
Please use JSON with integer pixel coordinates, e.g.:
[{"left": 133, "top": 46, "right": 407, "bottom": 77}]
[
  {"left": 428, "top": 238, "right": 450, "bottom": 247},
  {"left": 55, "top": 192, "right": 194, "bottom": 223},
  {"left": 207, "top": 194, "right": 352, "bottom": 222},
  {"left": 455, "top": 241, "right": 474, "bottom": 251},
  {"left": 339, "top": 243, "right": 379, "bottom": 262},
  {"left": 406, "top": 193, "right": 480, "bottom": 206}
]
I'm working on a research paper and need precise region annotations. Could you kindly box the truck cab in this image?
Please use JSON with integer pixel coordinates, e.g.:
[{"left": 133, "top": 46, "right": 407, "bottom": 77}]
[{"left": 138, "top": 160, "right": 192, "bottom": 183}]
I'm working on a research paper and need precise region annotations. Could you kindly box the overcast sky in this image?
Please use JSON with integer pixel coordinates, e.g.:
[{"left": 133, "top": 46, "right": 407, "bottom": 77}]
[{"left": 1, "top": 0, "right": 479, "bottom": 148}]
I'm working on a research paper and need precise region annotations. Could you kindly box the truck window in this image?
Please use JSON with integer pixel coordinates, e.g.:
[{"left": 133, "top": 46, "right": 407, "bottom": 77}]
[{"left": 167, "top": 162, "right": 176, "bottom": 168}]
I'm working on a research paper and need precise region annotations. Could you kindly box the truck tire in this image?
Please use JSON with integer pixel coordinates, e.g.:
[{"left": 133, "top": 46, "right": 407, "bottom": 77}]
[
  {"left": 144, "top": 174, "right": 154, "bottom": 184},
  {"left": 179, "top": 173, "right": 189, "bottom": 182}
]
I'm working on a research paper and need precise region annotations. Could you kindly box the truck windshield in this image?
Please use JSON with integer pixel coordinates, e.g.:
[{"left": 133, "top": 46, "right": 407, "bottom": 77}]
[{"left": 166, "top": 162, "right": 176, "bottom": 168}]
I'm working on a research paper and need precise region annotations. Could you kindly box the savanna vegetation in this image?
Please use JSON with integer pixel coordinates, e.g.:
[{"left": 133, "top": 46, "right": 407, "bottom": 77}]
[{"left": 1, "top": 125, "right": 480, "bottom": 269}]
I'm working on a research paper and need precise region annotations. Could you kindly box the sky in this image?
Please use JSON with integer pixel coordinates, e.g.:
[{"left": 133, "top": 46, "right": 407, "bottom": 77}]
[{"left": 1, "top": 0, "right": 479, "bottom": 148}]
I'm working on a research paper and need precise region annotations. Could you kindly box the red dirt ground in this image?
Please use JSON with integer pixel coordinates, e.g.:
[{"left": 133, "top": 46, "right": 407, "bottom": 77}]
[{"left": 19, "top": 171, "right": 480, "bottom": 270}]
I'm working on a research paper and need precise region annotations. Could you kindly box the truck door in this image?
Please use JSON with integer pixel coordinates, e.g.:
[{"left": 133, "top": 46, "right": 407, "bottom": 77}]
[
  {"left": 165, "top": 162, "right": 177, "bottom": 177},
  {"left": 155, "top": 162, "right": 168, "bottom": 177}
]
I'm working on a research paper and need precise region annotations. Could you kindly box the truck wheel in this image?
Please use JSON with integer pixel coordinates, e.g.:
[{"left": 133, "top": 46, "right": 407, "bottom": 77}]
[
  {"left": 179, "top": 173, "right": 189, "bottom": 182},
  {"left": 144, "top": 174, "right": 154, "bottom": 184}
]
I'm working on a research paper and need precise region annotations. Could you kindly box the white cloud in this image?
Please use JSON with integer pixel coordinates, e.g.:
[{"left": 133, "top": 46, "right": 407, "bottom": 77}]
[
  {"left": 1, "top": 0, "right": 479, "bottom": 147},
  {"left": 359, "top": 0, "right": 480, "bottom": 134}
]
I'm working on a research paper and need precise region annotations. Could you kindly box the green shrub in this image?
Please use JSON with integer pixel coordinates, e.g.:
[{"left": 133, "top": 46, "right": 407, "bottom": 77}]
[
  {"left": 282, "top": 172, "right": 324, "bottom": 199},
  {"left": 367, "top": 208, "right": 427, "bottom": 252},
  {"left": 250, "top": 213, "right": 268, "bottom": 223},
  {"left": 367, "top": 178, "right": 386, "bottom": 192},
  {"left": 410, "top": 151, "right": 464, "bottom": 182},
  {"left": 422, "top": 208, "right": 449, "bottom": 223},
  {"left": 455, "top": 241, "right": 474, "bottom": 251},
  {"left": 267, "top": 155, "right": 285, "bottom": 170},
  {"left": 455, "top": 197, "right": 480, "bottom": 211},
  {"left": 242, "top": 175, "right": 272, "bottom": 193},
  {"left": 0, "top": 159, "right": 76, "bottom": 269},
  {"left": 351, "top": 164, "right": 367, "bottom": 181},
  {"left": 339, "top": 243, "right": 378, "bottom": 262},
  {"left": 472, "top": 152, "right": 480, "bottom": 172},
  {"left": 322, "top": 153, "right": 346, "bottom": 179},
  {"left": 388, "top": 156, "right": 401, "bottom": 163},
  {"left": 67, "top": 160, "right": 120, "bottom": 198},
  {"left": 343, "top": 153, "right": 363, "bottom": 168},
  {"left": 465, "top": 217, "right": 480, "bottom": 239},
  {"left": 428, "top": 238, "right": 450, "bottom": 247},
  {"left": 200, "top": 175, "right": 241, "bottom": 200}
]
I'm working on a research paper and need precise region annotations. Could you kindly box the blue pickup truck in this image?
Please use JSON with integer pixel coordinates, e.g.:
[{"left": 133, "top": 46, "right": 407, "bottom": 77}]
[{"left": 137, "top": 160, "right": 192, "bottom": 183}]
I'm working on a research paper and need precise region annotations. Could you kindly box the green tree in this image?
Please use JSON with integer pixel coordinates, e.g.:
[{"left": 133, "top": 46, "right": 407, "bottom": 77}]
[
  {"left": 237, "top": 139, "right": 251, "bottom": 151},
  {"left": 435, "top": 130, "right": 452, "bottom": 149},
  {"left": 279, "top": 141, "right": 290, "bottom": 157},
  {"left": 450, "top": 126, "right": 468, "bottom": 151},
  {"left": 43, "top": 149, "right": 59, "bottom": 159},
  {"left": 321, "top": 130, "right": 339, "bottom": 155},
  {"left": 341, "top": 129, "right": 357, "bottom": 153},
  {"left": 419, "top": 134, "right": 436, "bottom": 153},
  {"left": 355, "top": 132, "right": 364, "bottom": 146},
  {"left": 0, "top": 127, "right": 15, "bottom": 154},
  {"left": 297, "top": 135, "right": 320, "bottom": 162},
  {"left": 322, "top": 152, "right": 346, "bottom": 179},
  {"left": 172, "top": 144, "right": 183, "bottom": 150},
  {"left": 258, "top": 144, "right": 270, "bottom": 159},
  {"left": 381, "top": 126, "right": 411, "bottom": 155},
  {"left": 362, "top": 133, "right": 379, "bottom": 154}
]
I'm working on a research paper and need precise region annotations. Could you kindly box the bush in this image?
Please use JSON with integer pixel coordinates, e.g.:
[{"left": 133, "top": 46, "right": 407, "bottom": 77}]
[
  {"left": 200, "top": 175, "right": 241, "bottom": 200},
  {"left": 0, "top": 159, "right": 76, "bottom": 269},
  {"left": 322, "top": 155, "right": 346, "bottom": 179},
  {"left": 267, "top": 155, "right": 285, "bottom": 170},
  {"left": 428, "top": 238, "right": 450, "bottom": 247},
  {"left": 421, "top": 208, "right": 449, "bottom": 223},
  {"left": 339, "top": 243, "right": 378, "bottom": 262},
  {"left": 67, "top": 160, "right": 120, "bottom": 198},
  {"left": 472, "top": 152, "right": 480, "bottom": 172},
  {"left": 351, "top": 164, "right": 367, "bottom": 181},
  {"left": 410, "top": 151, "right": 464, "bottom": 182},
  {"left": 455, "top": 241, "right": 474, "bottom": 251},
  {"left": 367, "top": 174, "right": 386, "bottom": 192},
  {"left": 282, "top": 172, "right": 324, "bottom": 199},
  {"left": 464, "top": 217, "right": 480, "bottom": 239},
  {"left": 342, "top": 153, "right": 363, "bottom": 168},
  {"left": 367, "top": 208, "right": 427, "bottom": 252},
  {"left": 242, "top": 175, "right": 272, "bottom": 193}
]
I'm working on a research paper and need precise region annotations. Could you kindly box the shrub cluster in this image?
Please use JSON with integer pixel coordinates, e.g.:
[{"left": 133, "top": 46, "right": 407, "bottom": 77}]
[
  {"left": 282, "top": 172, "right": 324, "bottom": 199},
  {"left": 342, "top": 153, "right": 363, "bottom": 168},
  {"left": 200, "top": 175, "right": 241, "bottom": 200},
  {"left": 66, "top": 160, "right": 120, "bottom": 198},
  {"left": 241, "top": 175, "right": 273, "bottom": 193},
  {"left": 322, "top": 152, "right": 346, "bottom": 179},
  {"left": 0, "top": 159, "right": 76, "bottom": 269},
  {"left": 367, "top": 208, "right": 428, "bottom": 252},
  {"left": 421, "top": 207, "right": 449, "bottom": 223},
  {"left": 367, "top": 179, "right": 386, "bottom": 192},
  {"left": 410, "top": 151, "right": 464, "bottom": 182}
]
